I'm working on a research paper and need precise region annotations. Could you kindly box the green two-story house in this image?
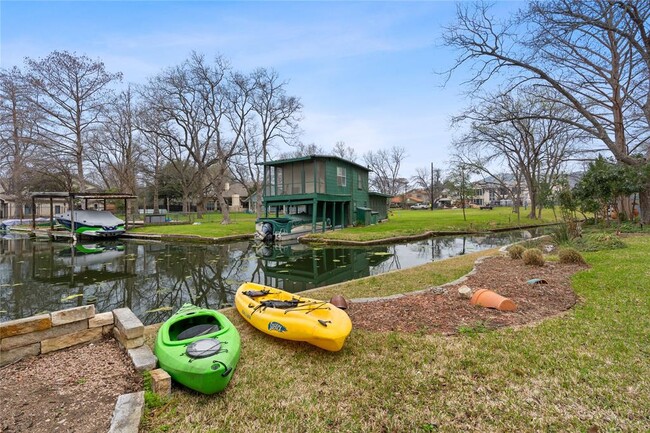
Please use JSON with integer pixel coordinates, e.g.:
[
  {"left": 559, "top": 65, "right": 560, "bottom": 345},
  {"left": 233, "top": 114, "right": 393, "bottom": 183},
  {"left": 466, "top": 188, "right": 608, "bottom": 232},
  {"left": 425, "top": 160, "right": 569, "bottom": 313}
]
[{"left": 255, "top": 155, "right": 390, "bottom": 241}]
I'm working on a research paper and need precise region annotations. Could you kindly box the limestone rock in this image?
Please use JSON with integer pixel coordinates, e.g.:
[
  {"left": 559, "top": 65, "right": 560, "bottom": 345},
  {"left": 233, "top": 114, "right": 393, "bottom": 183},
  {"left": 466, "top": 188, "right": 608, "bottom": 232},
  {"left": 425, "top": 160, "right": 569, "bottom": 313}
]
[
  {"left": 458, "top": 285, "right": 473, "bottom": 299},
  {"left": 41, "top": 327, "right": 102, "bottom": 354},
  {"left": 1, "top": 320, "right": 87, "bottom": 351},
  {"left": 89, "top": 311, "right": 114, "bottom": 328},
  {"left": 0, "top": 314, "right": 51, "bottom": 339},
  {"left": 108, "top": 391, "right": 145, "bottom": 433},
  {"left": 113, "top": 326, "right": 144, "bottom": 350},
  {"left": 128, "top": 345, "right": 157, "bottom": 372},
  {"left": 0, "top": 342, "right": 40, "bottom": 367},
  {"left": 51, "top": 305, "right": 95, "bottom": 326},
  {"left": 113, "top": 308, "right": 144, "bottom": 340},
  {"left": 149, "top": 369, "right": 171, "bottom": 396}
]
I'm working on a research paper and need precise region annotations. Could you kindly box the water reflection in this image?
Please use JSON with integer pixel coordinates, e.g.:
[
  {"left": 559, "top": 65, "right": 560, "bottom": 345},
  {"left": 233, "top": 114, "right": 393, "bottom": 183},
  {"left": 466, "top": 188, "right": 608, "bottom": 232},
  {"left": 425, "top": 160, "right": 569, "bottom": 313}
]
[{"left": 0, "top": 229, "right": 544, "bottom": 324}]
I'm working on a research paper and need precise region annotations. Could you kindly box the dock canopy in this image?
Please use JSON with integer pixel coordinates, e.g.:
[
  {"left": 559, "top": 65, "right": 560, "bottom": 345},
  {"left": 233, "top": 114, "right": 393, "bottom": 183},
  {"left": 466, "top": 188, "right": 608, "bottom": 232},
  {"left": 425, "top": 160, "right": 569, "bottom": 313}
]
[{"left": 30, "top": 192, "right": 138, "bottom": 230}]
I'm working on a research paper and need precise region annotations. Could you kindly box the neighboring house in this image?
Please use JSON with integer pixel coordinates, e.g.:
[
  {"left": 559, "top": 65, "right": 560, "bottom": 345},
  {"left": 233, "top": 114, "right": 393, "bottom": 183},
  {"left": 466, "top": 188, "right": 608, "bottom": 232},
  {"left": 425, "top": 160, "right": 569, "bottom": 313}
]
[
  {"left": 259, "top": 155, "right": 390, "bottom": 230},
  {"left": 390, "top": 189, "right": 429, "bottom": 207},
  {"left": 465, "top": 176, "right": 531, "bottom": 207},
  {"left": 0, "top": 190, "right": 69, "bottom": 219},
  {"left": 206, "top": 180, "right": 250, "bottom": 212}
]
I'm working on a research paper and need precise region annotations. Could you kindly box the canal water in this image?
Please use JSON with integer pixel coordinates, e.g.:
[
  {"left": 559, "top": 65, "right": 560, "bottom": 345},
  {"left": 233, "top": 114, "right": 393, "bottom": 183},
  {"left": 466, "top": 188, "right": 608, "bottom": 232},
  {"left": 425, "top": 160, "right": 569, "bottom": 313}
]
[{"left": 0, "top": 229, "right": 543, "bottom": 325}]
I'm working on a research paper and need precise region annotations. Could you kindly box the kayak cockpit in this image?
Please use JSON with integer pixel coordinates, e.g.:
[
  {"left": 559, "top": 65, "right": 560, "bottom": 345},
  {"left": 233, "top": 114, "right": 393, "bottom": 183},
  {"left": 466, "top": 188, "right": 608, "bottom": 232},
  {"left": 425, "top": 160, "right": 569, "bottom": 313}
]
[{"left": 168, "top": 314, "right": 221, "bottom": 342}]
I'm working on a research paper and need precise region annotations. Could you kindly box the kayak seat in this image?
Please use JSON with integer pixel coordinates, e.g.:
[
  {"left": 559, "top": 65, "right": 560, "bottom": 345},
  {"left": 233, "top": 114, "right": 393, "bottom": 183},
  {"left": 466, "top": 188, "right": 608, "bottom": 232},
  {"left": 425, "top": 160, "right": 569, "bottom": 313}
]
[
  {"left": 243, "top": 290, "right": 270, "bottom": 298},
  {"left": 176, "top": 323, "right": 220, "bottom": 341}
]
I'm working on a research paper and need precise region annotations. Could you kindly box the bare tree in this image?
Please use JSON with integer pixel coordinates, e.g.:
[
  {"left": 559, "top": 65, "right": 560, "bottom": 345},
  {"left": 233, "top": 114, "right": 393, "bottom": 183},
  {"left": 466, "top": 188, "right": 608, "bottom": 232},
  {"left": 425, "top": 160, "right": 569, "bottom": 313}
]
[
  {"left": 86, "top": 86, "right": 143, "bottom": 217},
  {"left": 277, "top": 142, "right": 325, "bottom": 159},
  {"left": 0, "top": 67, "right": 41, "bottom": 217},
  {"left": 452, "top": 89, "right": 582, "bottom": 219},
  {"left": 364, "top": 146, "right": 408, "bottom": 195},
  {"left": 137, "top": 88, "right": 202, "bottom": 214},
  {"left": 24, "top": 51, "right": 121, "bottom": 191},
  {"left": 230, "top": 122, "right": 264, "bottom": 216},
  {"left": 332, "top": 141, "right": 357, "bottom": 162},
  {"left": 411, "top": 166, "right": 444, "bottom": 207},
  {"left": 87, "top": 87, "right": 139, "bottom": 193},
  {"left": 446, "top": 163, "right": 473, "bottom": 221},
  {"left": 138, "top": 129, "right": 165, "bottom": 213},
  {"left": 139, "top": 53, "right": 249, "bottom": 224},
  {"left": 443, "top": 1, "right": 650, "bottom": 222},
  {"left": 237, "top": 68, "right": 303, "bottom": 215}
]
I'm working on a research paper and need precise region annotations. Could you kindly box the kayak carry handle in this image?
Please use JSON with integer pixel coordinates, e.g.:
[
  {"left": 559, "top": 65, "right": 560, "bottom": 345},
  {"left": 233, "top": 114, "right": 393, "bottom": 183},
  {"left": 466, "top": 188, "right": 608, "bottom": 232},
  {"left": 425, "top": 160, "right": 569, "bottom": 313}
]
[{"left": 212, "top": 360, "right": 232, "bottom": 377}]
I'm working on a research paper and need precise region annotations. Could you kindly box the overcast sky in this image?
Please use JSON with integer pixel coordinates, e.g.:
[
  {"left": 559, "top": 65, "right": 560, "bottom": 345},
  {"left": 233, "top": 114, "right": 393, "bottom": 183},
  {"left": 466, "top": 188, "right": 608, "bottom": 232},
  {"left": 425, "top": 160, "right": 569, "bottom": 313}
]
[{"left": 1, "top": 1, "right": 523, "bottom": 177}]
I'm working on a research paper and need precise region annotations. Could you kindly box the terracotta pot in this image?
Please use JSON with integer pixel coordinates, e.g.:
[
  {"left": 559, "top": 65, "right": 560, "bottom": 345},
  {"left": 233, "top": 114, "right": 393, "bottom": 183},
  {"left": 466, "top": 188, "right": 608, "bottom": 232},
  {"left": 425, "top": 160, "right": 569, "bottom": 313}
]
[
  {"left": 329, "top": 295, "right": 348, "bottom": 310},
  {"left": 470, "top": 289, "right": 516, "bottom": 311}
]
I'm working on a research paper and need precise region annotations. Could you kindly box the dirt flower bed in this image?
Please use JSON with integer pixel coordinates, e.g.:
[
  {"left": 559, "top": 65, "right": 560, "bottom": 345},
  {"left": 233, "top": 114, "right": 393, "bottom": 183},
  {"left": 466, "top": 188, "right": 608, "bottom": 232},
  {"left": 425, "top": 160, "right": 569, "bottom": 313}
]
[
  {"left": 349, "top": 255, "right": 586, "bottom": 334},
  {"left": 0, "top": 337, "right": 142, "bottom": 433}
]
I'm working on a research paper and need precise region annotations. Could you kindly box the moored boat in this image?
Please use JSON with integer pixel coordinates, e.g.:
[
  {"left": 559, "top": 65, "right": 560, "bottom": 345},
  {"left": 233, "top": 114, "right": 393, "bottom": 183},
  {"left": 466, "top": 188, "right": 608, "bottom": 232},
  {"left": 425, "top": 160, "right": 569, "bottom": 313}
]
[
  {"left": 154, "top": 304, "right": 241, "bottom": 394},
  {"left": 254, "top": 214, "right": 326, "bottom": 242},
  {"left": 235, "top": 282, "right": 352, "bottom": 351},
  {"left": 54, "top": 210, "right": 125, "bottom": 238}
]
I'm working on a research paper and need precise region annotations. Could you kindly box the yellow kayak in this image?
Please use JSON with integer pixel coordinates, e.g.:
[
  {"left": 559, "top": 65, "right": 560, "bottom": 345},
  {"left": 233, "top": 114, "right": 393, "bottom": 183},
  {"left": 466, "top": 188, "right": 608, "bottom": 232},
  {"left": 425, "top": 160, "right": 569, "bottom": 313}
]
[{"left": 235, "top": 282, "right": 352, "bottom": 351}]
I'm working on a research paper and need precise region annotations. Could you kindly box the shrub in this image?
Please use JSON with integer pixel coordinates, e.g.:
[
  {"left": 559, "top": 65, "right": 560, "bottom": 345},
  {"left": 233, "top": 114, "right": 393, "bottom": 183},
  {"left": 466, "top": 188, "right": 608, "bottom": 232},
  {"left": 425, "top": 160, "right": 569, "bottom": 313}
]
[
  {"left": 558, "top": 247, "right": 586, "bottom": 264},
  {"left": 522, "top": 248, "right": 545, "bottom": 266},
  {"left": 551, "top": 223, "right": 572, "bottom": 244},
  {"left": 573, "top": 233, "right": 626, "bottom": 252},
  {"left": 508, "top": 244, "right": 525, "bottom": 259}
]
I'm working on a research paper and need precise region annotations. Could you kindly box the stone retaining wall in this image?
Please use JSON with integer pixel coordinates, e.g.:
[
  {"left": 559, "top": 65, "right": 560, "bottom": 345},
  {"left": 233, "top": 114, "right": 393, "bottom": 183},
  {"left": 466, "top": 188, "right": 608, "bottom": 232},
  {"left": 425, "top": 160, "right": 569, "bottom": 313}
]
[{"left": 0, "top": 306, "right": 149, "bottom": 368}]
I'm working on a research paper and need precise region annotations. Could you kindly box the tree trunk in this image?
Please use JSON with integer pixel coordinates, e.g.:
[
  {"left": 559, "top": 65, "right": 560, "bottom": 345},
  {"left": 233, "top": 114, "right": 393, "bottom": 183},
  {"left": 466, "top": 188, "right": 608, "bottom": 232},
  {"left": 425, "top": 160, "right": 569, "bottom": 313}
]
[
  {"left": 639, "top": 186, "right": 650, "bottom": 225},
  {"left": 182, "top": 194, "right": 189, "bottom": 213},
  {"left": 617, "top": 195, "right": 633, "bottom": 221},
  {"left": 527, "top": 193, "right": 537, "bottom": 219},
  {"left": 153, "top": 184, "right": 159, "bottom": 213},
  {"left": 217, "top": 192, "right": 230, "bottom": 224},
  {"left": 255, "top": 182, "right": 263, "bottom": 218}
]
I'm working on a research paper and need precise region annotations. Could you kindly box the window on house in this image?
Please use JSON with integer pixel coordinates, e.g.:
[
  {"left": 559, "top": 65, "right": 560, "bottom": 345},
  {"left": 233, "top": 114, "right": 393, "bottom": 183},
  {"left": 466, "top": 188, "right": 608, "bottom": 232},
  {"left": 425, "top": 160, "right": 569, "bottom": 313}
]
[
  {"left": 357, "top": 172, "right": 364, "bottom": 190},
  {"left": 337, "top": 167, "right": 347, "bottom": 187},
  {"left": 55, "top": 205, "right": 61, "bottom": 214}
]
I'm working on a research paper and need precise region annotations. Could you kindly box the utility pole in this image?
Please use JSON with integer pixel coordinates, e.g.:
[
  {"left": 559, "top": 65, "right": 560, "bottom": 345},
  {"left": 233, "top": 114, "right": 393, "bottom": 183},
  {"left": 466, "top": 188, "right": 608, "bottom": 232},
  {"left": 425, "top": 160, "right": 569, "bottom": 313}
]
[{"left": 430, "top": 162, "right": 434, "bottom": 211}]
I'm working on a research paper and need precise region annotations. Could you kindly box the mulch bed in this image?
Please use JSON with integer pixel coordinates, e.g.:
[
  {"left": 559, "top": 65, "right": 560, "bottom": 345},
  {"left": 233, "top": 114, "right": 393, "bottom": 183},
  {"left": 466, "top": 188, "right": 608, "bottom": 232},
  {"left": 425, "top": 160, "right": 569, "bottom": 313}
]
[
  {"left": 348, "top": 255, "right": 586, "bottom": 334},
  {"left": 0, "top": 337, "right": 142, "bottom": 433}
]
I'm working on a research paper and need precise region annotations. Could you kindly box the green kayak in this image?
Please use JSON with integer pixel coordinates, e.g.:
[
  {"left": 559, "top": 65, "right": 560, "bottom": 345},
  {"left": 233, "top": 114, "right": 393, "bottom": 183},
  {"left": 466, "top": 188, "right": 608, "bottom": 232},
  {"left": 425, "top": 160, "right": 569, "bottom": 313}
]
[{"left": 154, "top": 304, "right": 241, "bottom": 394}]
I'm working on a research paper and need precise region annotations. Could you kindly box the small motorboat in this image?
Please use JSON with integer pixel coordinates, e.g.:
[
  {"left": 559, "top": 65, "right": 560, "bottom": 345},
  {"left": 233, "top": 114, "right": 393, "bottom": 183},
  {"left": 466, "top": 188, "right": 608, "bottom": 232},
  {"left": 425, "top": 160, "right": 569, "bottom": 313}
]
[
  {"left": 235, "top": 282, "right": 352, "bottom": 351},
  {"left": 54, "top": 210, "right": 125, "bottom": 238},
  {"left": 154, "top": 304, "right": 241, "bottom": 394},
  {"left": 254, "top": 214, "right": 327, "bottom": 242}
]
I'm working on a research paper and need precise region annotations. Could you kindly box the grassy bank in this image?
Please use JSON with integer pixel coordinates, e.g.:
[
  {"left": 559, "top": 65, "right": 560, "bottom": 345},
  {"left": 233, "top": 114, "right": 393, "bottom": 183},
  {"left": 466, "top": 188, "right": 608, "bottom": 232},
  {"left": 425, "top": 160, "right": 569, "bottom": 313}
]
[
  {"left": 128, "top": 212, "right": 256, "bottom": 238},
  {"left": 128, "top": 208, "right": 555, "bottom": 242},
  {"left": 143, "top": 235, "right": 650, "bottom": 433},
  {"left": 305, "top": 207, "right": 557, "bottom": 242}
]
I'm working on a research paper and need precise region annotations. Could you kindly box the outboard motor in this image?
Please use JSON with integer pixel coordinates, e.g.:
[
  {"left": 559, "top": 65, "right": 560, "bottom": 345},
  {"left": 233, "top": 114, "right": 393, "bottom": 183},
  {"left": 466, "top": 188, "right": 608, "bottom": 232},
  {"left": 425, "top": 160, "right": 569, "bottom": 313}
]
[{"left": 261, "top": 222, "right": 275, "bottom": 243}]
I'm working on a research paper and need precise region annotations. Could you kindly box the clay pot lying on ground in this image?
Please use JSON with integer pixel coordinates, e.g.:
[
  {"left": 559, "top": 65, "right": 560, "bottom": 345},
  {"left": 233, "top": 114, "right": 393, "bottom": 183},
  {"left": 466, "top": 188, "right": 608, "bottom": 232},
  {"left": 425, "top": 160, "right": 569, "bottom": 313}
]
[{"left": 470, "top": 289, "right": 517, "bottom": 311}]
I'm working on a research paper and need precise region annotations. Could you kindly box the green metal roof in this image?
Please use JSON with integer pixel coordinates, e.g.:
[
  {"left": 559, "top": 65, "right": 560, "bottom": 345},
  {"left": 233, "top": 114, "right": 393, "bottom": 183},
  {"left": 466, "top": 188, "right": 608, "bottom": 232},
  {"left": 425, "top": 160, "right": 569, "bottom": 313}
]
[
  {"left": 257, "top": 154, "right": 371, "bottom": 173},
  {"left": 368, "top": 191, "right": 393, "bottom": 198}
]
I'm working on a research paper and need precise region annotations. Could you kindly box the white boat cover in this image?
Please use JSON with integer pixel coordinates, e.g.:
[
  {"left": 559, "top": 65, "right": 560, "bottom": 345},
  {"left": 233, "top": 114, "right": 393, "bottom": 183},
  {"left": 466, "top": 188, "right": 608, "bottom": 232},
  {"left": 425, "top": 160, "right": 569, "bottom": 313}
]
[
  {"left": 0, "top": 218, "right": 50, "bottom": 228},
  {"left": 55, "top": 210, "right": 124, "bottom": 227}
]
